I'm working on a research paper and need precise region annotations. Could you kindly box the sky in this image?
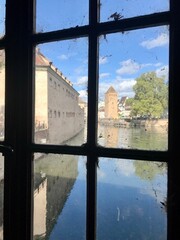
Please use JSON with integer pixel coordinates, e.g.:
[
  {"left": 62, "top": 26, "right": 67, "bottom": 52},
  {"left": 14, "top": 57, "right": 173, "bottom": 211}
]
[{"left": 0, "top": 0, "right": 169, "bottom": 103}]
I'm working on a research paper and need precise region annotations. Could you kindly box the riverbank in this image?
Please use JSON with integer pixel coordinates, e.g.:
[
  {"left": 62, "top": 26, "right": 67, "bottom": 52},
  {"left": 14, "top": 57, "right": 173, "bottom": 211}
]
[{"left": 99, "top": 118, "right": 168, "bottom": 131}]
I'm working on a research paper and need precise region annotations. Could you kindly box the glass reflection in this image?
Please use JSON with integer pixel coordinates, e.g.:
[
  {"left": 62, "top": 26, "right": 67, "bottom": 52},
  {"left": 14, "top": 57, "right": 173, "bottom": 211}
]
[
  {"left": 0, "top": 50, "right": 5, "bottom": 141},
  {"left": 36, "top": 0, "right": 88, "bottom": 33},
  {"left": 0, "top": 153, "right": 4, "bottom": 239},
  {"left": 98, "top": 26, "right": 169, "bottom": 150},
  {"left": 100, "top": 0, "right": 169, "bottom": 23},
  {"left": 97, "top": 158, "right": 167, "bottom": 240},
  {"left": 35, "top": 38, "right": 88, "bottom": 145},
  {"left": 0, "top": 1, "right": 5, "bottom": 37},
  {"left": 33, "top": 153, "right": 86, "bottom": 240}
]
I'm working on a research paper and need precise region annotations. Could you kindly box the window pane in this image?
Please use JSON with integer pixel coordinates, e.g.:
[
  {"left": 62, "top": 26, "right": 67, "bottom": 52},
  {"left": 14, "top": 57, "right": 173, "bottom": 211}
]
[
  {"left": 0, "top": 153, "right": 4, "bottom": 239},
  {"left": 34, "top": 38, "right": 88, "bottom": 145},
  {"left": 0, "top": 50, "right": 5, "bottom": 141},
  {"left": 100, "top": 0, "right": 169, "bottom": 23},
  {"left": 0, "top": 1, "right": 5, "bottom": 37},
  {"left": 36, "top": 0, "right": 88, "bottom": 33},
  {"left": 97, "top": 158, "right": 167, "bottom": 239},
  {"left": 98, "top": 26, "right": 169, "bottom": 150},
  {"left": 33, "top": 154, "right": 86, "bottom": 240}
]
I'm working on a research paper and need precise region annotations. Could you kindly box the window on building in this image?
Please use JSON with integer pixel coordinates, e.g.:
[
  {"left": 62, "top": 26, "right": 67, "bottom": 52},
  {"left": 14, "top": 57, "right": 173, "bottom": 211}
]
[{"left": 1, "top": 0, "right": 180, "bottom": 240}]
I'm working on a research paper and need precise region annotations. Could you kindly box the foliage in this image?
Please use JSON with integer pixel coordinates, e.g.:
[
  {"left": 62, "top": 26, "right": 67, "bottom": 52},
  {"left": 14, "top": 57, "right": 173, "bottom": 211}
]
[
  {"left": 125, "top": 97, "right": 134, "bottom": 107},
  {"left": 131, "top": 72, "right": 168, "bottom": 118},
  {"left": 134, "top": 161, "right": 167, "bottom": 181}
]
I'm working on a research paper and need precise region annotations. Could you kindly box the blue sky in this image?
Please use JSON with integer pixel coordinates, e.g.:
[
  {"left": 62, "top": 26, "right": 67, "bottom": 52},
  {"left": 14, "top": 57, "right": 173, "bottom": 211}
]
[
  {"left": 36, "top": 0, "right": 169, "bottom": 103},
  {"left": 38, "top": 25, "right": 169, "bottom": 103},
  {"left": 0, "top": 0, "right": 169, "bottom": 102},
  {"left": 0, "top": 0, "right": 5, "bottom": 37}
]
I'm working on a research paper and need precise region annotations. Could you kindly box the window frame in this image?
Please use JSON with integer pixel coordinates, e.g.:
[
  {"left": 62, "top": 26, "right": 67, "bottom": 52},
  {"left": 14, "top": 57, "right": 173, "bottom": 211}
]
[{"left": 0, "top": 0, "right": 180, "bottom": 239}]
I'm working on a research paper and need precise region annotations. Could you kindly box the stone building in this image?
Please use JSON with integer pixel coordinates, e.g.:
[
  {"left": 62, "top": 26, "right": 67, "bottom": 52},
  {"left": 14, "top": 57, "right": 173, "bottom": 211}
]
[
  {"left": 104, "top": 86, "right": 118, "bottom": 119},
  {"left": 35, "top": 48, "right": 84, "bottom": 144}
]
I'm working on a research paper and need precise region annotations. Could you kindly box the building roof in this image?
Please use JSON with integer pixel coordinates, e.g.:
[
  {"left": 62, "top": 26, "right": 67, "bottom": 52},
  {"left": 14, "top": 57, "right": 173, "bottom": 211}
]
[
  {"left": 36, "top": 48, "right": 50, "bottom": 66},
  {"left": 119, "top": 96, "right": 127, "bottom": 105},
  {"left": 35, "top": 48, "right": 73, "bottom": 87},
  {"left": 105, "top": 86, "right": 117, "bottom": 94}
]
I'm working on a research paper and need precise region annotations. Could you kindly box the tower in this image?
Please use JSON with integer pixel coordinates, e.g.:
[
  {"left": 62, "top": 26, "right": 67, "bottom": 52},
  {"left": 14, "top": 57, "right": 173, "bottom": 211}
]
[{"left": 105, "top": 86, "right": 118, "bottom": 119}]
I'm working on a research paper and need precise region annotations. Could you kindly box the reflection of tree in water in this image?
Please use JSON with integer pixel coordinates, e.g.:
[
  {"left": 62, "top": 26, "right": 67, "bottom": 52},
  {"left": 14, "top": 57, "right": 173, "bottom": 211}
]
[
  {"left": 134, "top": 160, "right": 167, "bottom": 212},
  {"left": 129, "top": 127, "right": 168, "bottom": 151},
  {"left": 134, "top": 161, "right": 166, "bottom": 181},
  {"left": 34, "top": 154, "right": 78, "bottom": 239}
]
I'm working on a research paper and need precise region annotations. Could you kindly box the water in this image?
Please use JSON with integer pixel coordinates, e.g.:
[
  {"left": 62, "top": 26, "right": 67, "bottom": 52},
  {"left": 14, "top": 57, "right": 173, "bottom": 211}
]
[{"left": 33, "top": 126, "right": 167, "bottom": 240}]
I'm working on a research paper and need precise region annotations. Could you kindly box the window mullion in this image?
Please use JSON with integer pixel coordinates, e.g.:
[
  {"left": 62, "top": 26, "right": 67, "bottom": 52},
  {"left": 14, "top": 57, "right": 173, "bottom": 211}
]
[
  {"left": 4, "top": 0, "right": 34, "bottom": 240},
  {"left": 86, "top": 1, "right": 99, "bottom": 240},
  {"left": 168, "top": 0, "right": 180, "bottom": 238}
]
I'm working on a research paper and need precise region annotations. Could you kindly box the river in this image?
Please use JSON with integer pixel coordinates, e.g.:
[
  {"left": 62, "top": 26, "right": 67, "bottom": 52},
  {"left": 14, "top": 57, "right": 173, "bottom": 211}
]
[{"left": 33, "top": 125, "right": 167, "bottom": 240}]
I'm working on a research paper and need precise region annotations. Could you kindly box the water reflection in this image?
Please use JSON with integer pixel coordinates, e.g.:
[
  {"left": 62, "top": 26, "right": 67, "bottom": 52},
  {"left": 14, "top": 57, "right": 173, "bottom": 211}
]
[
  {"left": 34, "top": 154, "right": 79, "bottom": 239},
  {"left": 98, "top": 124, "right": 168, "bottom": 150},
  {"left": 97, "top": 158, "right": 167, "bottom": 239},
  {"left": 33, "top": 125, "right": 167, "bottom": 239},
  {"left": 34, "top": 130, "right": 86, "bottom": 240}
]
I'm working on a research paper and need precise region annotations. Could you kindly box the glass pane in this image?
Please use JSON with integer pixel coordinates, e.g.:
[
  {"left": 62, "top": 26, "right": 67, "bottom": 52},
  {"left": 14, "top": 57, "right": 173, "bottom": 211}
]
[
  {"left": 100, "top": 0, "right": 169, "bottom": 23},
  {"left": 0, "top": 0, "right": 5, "bottom": 37},
  {"left": 0, "top": 153, "right": 4, "bottom": 239},
  {"left": 98, "top": 26, "right": 169, "bottom": 150},
  {"left": 34, "top": 38, "right": 88, "bottom": 145},
  {"left": 36, "top": 0, "right": 88, "bottom": 33},
  {"left": 33, "top": 154, "right": 86, "bottom": 240},
  {"left": 0, "top": 50, "right": 5, "bottom": 141},
  {"left": 97, "top": 158, "right": 167, "bottom": 240}
]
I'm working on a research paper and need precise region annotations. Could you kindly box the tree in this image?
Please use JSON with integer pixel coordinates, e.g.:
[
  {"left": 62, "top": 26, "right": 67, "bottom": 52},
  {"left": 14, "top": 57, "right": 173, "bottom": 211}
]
[{"left": 131, "top": 72, "right": 168, "bottom": 118}]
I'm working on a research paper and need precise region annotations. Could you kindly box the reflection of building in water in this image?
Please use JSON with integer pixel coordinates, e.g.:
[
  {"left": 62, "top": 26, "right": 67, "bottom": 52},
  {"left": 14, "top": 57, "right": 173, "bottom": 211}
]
[
  {"left": 34, "top": 178, "right": 47, "bottom": 238},
  {"left": 105, "top": 86, "right": 118, "bottom": 119},
  {"left": 34, "top": 154, "right": 78, "bottom": 239},
  {"left": 36, "top": 49, "right": 85, "bottom": 144},
  {"left": 104, "top": 127, "right": 119, "bottom": 147}
]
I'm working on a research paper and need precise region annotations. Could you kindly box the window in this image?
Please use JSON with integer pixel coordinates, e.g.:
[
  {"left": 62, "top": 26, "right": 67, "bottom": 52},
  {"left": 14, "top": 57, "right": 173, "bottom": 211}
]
[{"left": 1, "top": 0, "right": 180, "bottom": 240}]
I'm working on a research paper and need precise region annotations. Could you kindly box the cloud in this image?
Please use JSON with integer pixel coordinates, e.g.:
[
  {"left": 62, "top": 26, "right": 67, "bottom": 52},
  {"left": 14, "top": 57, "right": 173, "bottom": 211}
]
[
  {"left": 118, "top": 79, "right": 136, "bottom": 92},
  {"left": 115, "top": 160, "right": 135, "bottom": 176},
  {"left": 140, "top": 33, "right": 169, "bottom": 49},
  {"left": 116, "top": 59, "right": 140, "bottom": 75},
  {"left": 58, "top": 54, "right": 69, "bottom": 60},
  {"left": 156, "top": 65, "right": 169, "bottom": 81},
  {"left": 78, "top": 90, "right": 87, "bottom": 100},
  {"left": 99, "top": 56, "right": 108, "bottom": 65},
  {"left": 99, "top": 77, "right": 136, "bottom": 100},
  {"left": 75, "top": 76, "right": 88, "bottom": 87},
  {"left": 99, "top": 73, "right": 110, "bottom": 79}
]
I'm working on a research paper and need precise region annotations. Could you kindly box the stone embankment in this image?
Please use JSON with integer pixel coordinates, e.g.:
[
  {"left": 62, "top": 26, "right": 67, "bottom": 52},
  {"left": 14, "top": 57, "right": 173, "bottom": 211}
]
[{"left": 99, "top": 118, "right": 168, "bottom": 131}]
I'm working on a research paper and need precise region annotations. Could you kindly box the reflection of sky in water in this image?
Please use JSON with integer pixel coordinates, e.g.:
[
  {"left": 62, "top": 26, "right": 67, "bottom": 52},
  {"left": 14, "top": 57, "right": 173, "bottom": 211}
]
[
  {"left": 49, "top": 156, "right": 167, "bottom": 240},
  {"left": 97, "top": 158, "right": 167, "bottom": 240},
  {"left": 49, "top": 158, "right": 86, "bottom": 240},
  {"left": 43, "top": 128, "right": 167, "bottom": 240},
  {"left": 98, "top": 158, "right": 167, "bottom": 202}
]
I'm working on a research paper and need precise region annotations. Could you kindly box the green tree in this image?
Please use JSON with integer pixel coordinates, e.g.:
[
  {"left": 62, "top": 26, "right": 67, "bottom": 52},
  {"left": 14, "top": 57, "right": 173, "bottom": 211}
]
[{"left": 131, "top": 72, "right": 168, "bottom": 118}]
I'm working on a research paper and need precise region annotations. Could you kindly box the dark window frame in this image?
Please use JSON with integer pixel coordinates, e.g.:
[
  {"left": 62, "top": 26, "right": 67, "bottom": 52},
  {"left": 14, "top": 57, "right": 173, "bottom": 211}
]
[{"left": 0, "top": 0, "right": 180, "bottom": 239}]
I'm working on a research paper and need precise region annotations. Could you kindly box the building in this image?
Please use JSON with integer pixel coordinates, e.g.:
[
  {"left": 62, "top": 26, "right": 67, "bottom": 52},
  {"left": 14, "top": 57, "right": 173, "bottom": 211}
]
[
  {"left": 35, "top": 49, "right": 84, "bottom": 144},
  {"left": 118, "top": 96, "right": 131, "bottom": 118},
  {"left": 104, "top": 86, "right": 118, "bottom": 119}
]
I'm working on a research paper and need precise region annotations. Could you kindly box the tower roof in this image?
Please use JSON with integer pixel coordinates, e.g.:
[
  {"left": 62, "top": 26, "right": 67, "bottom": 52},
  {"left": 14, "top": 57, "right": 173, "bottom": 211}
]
[{"left": 105, "top": 86, "right": 117, "bottom": 94}]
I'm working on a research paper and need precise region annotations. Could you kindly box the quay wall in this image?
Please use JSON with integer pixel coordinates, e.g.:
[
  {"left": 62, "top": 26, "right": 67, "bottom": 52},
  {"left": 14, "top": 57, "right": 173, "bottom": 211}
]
[{"left": 99, "top": 118, "right": 168, "bottom": 131}]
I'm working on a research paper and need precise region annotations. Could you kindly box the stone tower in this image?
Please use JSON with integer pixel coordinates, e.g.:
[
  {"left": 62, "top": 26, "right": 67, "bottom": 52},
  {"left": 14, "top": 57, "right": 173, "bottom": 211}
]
[{"left": 105, "top": 86, "right": 118, "bottom": 119}]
